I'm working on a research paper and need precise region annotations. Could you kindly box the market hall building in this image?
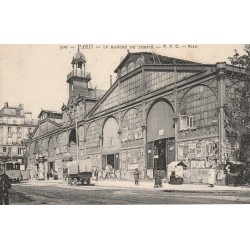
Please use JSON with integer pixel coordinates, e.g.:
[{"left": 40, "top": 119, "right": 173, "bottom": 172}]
[{"left": 26, "top": 49, "right": 250, "bottom": 183}]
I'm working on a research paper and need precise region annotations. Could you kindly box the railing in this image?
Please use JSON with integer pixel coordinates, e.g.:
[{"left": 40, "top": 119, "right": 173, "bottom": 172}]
[{"left": 67, "top": 70, "right": 91, "bottom": 80}]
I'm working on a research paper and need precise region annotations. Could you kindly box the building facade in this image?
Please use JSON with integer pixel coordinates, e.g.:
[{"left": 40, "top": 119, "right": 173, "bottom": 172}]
[
  {"left": 27, "top": 50, "right": 250, "bottom": 183},
  {"left": 0, "top": 102, "right": 37, "bottom": 164}
]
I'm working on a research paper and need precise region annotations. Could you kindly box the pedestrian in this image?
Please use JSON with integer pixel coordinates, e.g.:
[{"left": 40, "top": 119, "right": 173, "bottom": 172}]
[
  {"left": 154, "top": 171, "right": 162, "bottom": 188},
  {"left": 208, "top": 168, "right": 216, "bottom": 187},
  {"left": 94, "top": 168, "right": 99, "bottom": 181},
  {"left": 65, "top": 173, "right": 68, "bottom": 182},
  {"left": 134, "top": 168, "right": 140, "bottom": 185},
  {"left": 47, "top": 171, "right": 50, "bottom": 180},
  {"left": 0, "top": 174, "right": 12, "bottom": 205}
]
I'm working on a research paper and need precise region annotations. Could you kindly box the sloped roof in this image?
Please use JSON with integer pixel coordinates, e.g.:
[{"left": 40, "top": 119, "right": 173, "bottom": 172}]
[
  {"left": 38, "top": 109, "right": 62, "bottom": 118},
  {"left": 30, "top": 118, "right": 62, "bottom": 140},
  {"left": 114, "top": 52, "right": 201, "bottom": 73}
]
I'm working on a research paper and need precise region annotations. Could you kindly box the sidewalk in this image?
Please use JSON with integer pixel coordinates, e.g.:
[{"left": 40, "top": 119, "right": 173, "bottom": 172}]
[
  {"left": 23, "top": 178, "right": 250, "bottom": 192},
  {"left": 95, "top": 179, "right": 250, "bottom": 192}
]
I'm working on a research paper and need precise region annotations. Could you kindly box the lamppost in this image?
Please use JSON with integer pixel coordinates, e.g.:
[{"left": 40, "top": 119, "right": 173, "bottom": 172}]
[
  {"left": 173, "top": 61, "right": 179, "bottom": 162},
  {"left": 68, "top": 99, "right": 79, "bottom": 162},
  {"left": 21, "top": 139, "right": 28, "bottom": 169}
]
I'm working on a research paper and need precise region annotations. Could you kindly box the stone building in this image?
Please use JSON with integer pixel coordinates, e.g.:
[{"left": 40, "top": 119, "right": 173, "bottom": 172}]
[
  {"left": 27, "top": 49, "right": 250, "bottom": 183},
  {"left": 0, "top": 102, "right": 37, "bottom": 164}
]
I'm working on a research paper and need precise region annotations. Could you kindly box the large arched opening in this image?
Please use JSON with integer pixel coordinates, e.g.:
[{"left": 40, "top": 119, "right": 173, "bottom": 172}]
[
  {"left": 146, "top": 99, "right": 175, "bottom": 177},
  {"left": 69, "top": 129, "right": 78, "bottom": 161},
  {"left": 48, "top": 137, "right": 55, "bottom": 175},
  {"left": 102, "top": 116, "right": 120, "bottom": 176}
]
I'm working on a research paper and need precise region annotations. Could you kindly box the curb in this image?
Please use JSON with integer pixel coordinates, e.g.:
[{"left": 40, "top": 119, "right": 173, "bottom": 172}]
[{"left": 162, "top": 189, "right": 242, "bottom": 193}]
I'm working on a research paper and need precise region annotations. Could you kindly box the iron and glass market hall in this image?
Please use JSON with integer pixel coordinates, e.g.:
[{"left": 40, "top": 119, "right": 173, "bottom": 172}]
[{"left": 27, "top": 49, "right": 250, "bottom": 183}]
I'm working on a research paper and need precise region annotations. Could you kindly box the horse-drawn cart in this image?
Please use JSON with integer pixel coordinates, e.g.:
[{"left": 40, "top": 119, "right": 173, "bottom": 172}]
[{"left": 66, "top": 159, "right": 93, "bottom": 185}]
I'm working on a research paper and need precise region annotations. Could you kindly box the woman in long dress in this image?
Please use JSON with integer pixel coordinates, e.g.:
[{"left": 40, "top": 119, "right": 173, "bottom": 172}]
[{"left": 208, "top": 168, "right": 216, "bottom": 187}]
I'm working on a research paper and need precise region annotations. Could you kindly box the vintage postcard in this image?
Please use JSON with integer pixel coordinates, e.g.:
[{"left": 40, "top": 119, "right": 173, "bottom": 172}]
[{"left": 1, "top": 44, "right": 250, "bottom": 205}]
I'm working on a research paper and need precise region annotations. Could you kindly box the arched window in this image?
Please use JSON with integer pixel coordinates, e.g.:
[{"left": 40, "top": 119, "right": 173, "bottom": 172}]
[
  {"left": 86, "top": 122, "right": 99, "bottom": 149},
  {"left": 69, "top": 129, "right": 77, "bottom": 145},
  {"left": 48, "top": 137, "right": 55, "bottom": 158},
  {"left": 179, "top": 85, "right": 217, "bottom": 129},
  {"left": 34, "top": 141, "right": 39, "bottom": 155},
  {"left": 102, "top": 117, "right": 119, "bottom": 148},
  {"left": 147, "top": 100, "right": 174, "bottom": 142},
  {"left": 122, "top": 109, "right": 142, "bottom": 141}
]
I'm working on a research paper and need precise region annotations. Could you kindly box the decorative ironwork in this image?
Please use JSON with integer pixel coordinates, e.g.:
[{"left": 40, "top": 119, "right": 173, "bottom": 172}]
[
  {"left": 144, "top": 65, "right": 206, "bottom": 72},
  {"left": 178, "top": 125, "right": 218, "bottom": 140}
]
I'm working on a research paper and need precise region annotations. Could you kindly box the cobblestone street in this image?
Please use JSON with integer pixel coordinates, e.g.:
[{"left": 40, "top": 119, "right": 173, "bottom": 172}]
[{"left": 8, "top": 180, "right": 250, "bottom": 205}]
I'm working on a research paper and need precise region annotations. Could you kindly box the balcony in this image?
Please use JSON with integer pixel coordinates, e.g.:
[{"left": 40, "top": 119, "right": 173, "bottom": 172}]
[{"left": 67, "top": 70, "right": 91, "bottom": 82}]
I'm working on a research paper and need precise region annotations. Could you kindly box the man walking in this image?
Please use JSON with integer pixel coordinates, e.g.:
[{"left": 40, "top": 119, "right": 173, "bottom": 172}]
[
  {"left": 0, "top": 174, "right": 12, "bottom": 205},
  {"left": 94, "top": 168, "right": 99, "bottom": 181},
  {"left": 134, "top": 168, "right": 140, "bottom": 185}
]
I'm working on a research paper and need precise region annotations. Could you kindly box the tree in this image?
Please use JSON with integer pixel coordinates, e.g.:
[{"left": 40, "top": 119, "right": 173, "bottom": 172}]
[
  {"left": 226, "top": 45, "right": 250, "bottom": 162},
  {"left": 228, "top": 45, "right": 250, "bottom": 71}
]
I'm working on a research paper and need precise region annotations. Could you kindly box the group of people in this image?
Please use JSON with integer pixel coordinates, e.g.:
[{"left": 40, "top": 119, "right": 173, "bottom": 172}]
[{"left": 46, "top": 170, "right": 58, "bottom": 180}]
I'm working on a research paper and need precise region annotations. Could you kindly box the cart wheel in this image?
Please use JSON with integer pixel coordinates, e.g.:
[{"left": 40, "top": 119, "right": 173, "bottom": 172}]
[{"left": 87, "top": 178, "right": 90, "bottom": 185}]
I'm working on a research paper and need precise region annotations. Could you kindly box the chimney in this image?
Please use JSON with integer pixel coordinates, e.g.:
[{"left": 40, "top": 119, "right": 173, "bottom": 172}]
[
  {"left": 4, "top": 102, "right": 8, "bottom": 107},
  {"left": 110, "top": 75, "right": 112, "bottom": 88},
  {"left": 19, "top": 104, "right": 24, "bottom": 109}
]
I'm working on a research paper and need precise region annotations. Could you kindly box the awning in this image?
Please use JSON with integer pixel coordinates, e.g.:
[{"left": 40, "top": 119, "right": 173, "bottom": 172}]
[{"left": 62, "top": 153, "right": 73, "bottom": 161}]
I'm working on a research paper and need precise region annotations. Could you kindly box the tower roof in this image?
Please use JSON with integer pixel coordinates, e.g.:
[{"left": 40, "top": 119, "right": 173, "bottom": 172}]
[
  {"left": 75, "top": 50, "right": 86, "bottom": 61},
  {"left": 72, "top": 48, "right": 86, "bottom": 65}
]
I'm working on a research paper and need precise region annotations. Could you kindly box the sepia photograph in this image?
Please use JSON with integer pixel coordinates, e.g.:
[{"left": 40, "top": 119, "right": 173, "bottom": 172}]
[
  {"left": 1, "top": 44, "right": 250, "bottom": 205},
  {"left": 1, "top": 2, "right": 250, "bottom": 250}
]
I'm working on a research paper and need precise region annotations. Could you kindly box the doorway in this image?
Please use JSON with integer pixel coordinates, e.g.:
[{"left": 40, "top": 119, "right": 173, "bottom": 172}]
[
  {"left": 103, "top": 153, "right": 120, "bottom": 178},
  {"left": 107, "top": 154, "right": 115, "bottom": 169},
  {"left": 147, "top": 138, "right": 175, "bottom": 177},
  {"left": 153, "top": 139, "right": 166, "bottom": 171},
  {"left": 49, "top": 162, "right": 54, "bottom": 177}
]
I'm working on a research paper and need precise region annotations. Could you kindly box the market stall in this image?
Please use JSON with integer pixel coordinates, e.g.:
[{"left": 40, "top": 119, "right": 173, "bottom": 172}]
[{"left": 167, "top": 161, "right": 187, "bottom": 185}]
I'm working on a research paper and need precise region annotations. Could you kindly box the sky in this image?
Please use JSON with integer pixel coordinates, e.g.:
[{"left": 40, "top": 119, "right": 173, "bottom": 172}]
[{"left": 0, "top": 44, "right": 246, "bottom": 118}]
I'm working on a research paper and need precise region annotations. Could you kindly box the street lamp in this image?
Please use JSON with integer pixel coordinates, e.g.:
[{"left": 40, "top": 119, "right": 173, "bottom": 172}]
[{"left": 67, "top": 100, "right": 79, "bottom": 162}]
